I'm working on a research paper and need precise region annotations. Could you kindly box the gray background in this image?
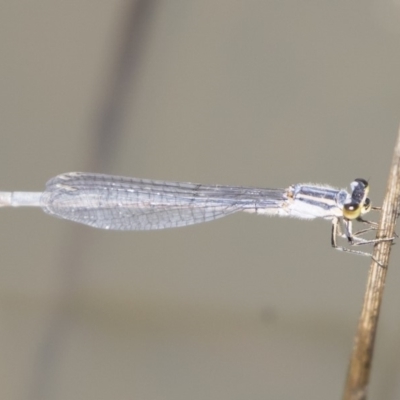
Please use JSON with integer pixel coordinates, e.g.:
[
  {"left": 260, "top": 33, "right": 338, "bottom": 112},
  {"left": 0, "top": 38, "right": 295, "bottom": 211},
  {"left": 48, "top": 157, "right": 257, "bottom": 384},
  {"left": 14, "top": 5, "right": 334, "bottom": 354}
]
[{"left": 1, "top": 1, "right": 400, "bottom": 399}]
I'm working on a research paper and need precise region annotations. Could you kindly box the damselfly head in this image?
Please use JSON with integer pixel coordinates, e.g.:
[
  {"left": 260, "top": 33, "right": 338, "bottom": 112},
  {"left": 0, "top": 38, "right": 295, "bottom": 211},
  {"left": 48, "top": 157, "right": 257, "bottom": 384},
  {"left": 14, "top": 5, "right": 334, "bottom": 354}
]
[
  {"left": 343, "top": 178, "right": 371, "bottom": 220},
  {"left": 350, "top": 178, "right": 369, "bottom": 198}
]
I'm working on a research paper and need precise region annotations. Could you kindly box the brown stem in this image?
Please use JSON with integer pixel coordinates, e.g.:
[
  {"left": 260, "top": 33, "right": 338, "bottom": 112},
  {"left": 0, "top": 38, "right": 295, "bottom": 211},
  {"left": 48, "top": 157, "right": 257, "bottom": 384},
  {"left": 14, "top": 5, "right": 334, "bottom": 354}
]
[{"left": 343, "top": 127, "right": 400, "bottom": 400}]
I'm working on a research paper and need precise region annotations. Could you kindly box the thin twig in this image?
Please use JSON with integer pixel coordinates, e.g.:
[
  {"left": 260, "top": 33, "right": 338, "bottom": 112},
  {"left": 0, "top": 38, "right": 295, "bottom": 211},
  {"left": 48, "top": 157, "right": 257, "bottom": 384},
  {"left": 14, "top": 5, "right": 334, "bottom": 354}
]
[{"left": 343, "top": 127, "right": 400, "bottom": 400}]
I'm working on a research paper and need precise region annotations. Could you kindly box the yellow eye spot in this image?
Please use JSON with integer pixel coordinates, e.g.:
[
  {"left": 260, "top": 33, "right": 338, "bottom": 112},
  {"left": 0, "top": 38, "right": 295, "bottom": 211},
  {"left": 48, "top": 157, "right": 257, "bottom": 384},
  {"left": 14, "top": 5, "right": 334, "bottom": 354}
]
[{"left": 343, "top": 202, "right": 362, "bottom": 220}]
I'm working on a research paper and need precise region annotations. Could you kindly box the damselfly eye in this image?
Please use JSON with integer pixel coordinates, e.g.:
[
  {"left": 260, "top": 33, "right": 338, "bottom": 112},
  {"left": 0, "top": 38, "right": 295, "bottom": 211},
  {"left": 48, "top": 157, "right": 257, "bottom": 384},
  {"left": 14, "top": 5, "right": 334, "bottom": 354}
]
[
  {"left": 350, "top": 178, "right": 369, "bottom": 208},
  {"left": 354, "top": 178, "right": 368, "bottom": 188},
  {"left": 343, "top": 202, "right": 362, "bottom": 220},
  {"left": 361, "top": 198, "right": 372, "bottom": 214}
]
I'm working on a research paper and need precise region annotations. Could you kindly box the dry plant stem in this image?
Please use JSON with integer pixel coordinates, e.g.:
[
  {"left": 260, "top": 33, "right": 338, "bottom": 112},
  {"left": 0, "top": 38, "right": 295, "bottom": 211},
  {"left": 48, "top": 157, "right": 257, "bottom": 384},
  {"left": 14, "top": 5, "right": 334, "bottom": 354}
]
[{"left": 343, "top": 128, "right": 400, "bottom": 400}]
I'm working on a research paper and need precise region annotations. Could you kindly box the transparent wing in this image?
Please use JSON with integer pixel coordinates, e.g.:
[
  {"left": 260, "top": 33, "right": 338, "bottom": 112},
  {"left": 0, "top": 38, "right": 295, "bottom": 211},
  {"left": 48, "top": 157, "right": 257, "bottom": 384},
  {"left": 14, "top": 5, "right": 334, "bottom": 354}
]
[{"left": 40, "top": 172, "right": 287, "bottom": 230}]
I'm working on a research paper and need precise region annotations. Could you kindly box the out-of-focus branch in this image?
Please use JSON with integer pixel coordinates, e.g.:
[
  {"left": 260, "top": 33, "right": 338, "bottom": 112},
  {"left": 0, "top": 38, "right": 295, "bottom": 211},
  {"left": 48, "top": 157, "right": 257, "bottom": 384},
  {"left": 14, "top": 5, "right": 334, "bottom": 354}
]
[{"left": 343, "top": 127, "right": 400, "bottom": 400}]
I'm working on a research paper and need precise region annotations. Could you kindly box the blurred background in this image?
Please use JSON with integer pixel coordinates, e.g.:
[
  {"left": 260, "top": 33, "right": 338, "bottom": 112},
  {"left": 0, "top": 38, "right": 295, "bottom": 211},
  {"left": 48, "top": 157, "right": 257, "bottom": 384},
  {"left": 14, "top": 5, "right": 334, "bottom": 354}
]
[{"left": 1, "top": 1, "right": 400, "bottom": 399}]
